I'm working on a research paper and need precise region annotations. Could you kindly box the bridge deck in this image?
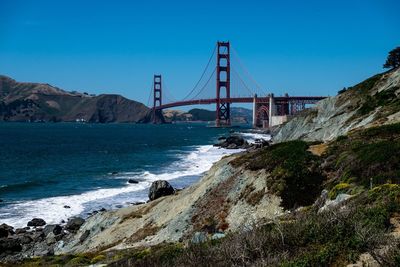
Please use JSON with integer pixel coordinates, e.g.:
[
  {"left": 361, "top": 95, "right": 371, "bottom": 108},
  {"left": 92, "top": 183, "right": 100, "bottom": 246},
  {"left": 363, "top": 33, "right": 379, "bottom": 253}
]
[{"left": 155, "top": 96, "right": 327, "bottom": 110}]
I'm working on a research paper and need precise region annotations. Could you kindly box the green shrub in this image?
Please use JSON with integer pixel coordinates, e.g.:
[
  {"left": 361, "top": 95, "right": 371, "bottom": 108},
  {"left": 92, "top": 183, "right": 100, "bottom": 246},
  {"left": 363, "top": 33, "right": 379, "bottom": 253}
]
[
  {"left": 233, "top": 140, "right": 323, "bottom": 209},
  {"left": 90, "top": 254, "right": 106, "bottom": 264},
  {"left": 328, "top": 183, "right": 350, "bottom": 199},
  {"left": 68, "top": 255, "right": 90, "bottom": 266},
  {"left": 325, "top": 123, "right": 400, "bottom": 189}
]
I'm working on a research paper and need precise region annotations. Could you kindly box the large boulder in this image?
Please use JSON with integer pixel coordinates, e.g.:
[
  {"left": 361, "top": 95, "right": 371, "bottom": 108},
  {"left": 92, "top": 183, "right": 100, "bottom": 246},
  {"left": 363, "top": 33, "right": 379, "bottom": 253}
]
[
  {"left": 18, "top": 234, "right": 33, "bottom": 244},
  {"left": 65, "top": 217, "right": 85, "bottom": 232},
  {"left": 148, "top": 180, "right": 175, "bottom": 201},
  {"left": 0, "top": 238, "right": 22, "bottom": 253},
  {"left": 0, "top": 224, "right": 14, "bottom": 238},
  {"left": 27, "top": 218, "right": 46, "bottom": 227},
  {"left": 226, "top": 136, "right": 245, "bottom": 146},
  {"left": 43, "top": 224, "right": 62, "bottom": 236},
  {"left": 214, "top": 135, "right": 247, "bottom": 149}
]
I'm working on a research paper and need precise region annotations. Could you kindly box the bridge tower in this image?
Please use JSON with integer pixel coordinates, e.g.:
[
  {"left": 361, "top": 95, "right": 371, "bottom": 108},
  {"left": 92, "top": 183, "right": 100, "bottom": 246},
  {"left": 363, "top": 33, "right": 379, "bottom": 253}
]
[
  {"left": 153, "top": 75, "right": 162, "bottom": 123},
  {"left": 216, "top": 41, "right": 231, "bottom": 127}
]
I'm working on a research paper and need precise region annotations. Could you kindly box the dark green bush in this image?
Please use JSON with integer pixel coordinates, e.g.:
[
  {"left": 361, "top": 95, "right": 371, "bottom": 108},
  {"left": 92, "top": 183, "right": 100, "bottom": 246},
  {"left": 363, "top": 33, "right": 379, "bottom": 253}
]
[{"left": 233, "top": 140, "right": 323, "bottom": 209}]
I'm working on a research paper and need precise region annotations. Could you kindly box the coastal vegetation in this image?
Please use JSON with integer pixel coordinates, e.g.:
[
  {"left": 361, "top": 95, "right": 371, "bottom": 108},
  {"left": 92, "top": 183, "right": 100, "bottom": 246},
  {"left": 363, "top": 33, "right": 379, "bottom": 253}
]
[
  {"left": 232, "top": 140, "right": 322, "bottom": 209},
  {"left": 8, "top": 122, "right": 400, "bottom": 266},
  {"left": 384, "top": 46, "right": 400, "bottom": 69}
]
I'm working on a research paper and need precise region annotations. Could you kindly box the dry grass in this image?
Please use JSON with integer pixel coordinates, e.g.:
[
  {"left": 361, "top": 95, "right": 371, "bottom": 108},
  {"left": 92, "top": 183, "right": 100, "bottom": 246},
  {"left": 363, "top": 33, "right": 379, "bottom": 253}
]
[
  {"left": 119, "top": 199, "right": 164, "bottom": 224},
  {"left": 127, "top": 223, "right": 161, "bottom": 244},
  {"left": 120, "top": 211, "right": 143, "bottom": 224},
  {"left": 246, "top": 189, "right": 265, "bottom": 206},
  {"left": 239, "top": 183, "right": 255, "bottom": 200},
  {"left": 190, "top": 172, "right": 239, "bottom": 234},
  {"left": 308, "top": 142, "right": 328, "bottom": 156}
]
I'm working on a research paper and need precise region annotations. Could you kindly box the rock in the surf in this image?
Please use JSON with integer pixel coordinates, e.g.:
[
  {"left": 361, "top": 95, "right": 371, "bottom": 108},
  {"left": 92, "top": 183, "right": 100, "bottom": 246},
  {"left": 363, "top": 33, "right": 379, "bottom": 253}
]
[
  {"left": 148, "top": 180, "right": 175, "bottom": 201},
  {"left": 128, "top": 179, "right": 139, "bottom": 184},
  {"left": 65, "top": 217, "right": 85, "bottom": 232},
  {"left": 215, "top": 135, "right": 247, "bottom": 149},
  {"left": 27, "top": 218, "right": 46, "bottom": 227}
]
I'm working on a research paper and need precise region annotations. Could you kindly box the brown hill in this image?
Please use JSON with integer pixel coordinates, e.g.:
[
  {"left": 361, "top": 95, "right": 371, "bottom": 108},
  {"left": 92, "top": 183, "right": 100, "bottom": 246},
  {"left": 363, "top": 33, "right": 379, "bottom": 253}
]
[{"left": 0, "top": 75, "right": 149, "bottom": 123}]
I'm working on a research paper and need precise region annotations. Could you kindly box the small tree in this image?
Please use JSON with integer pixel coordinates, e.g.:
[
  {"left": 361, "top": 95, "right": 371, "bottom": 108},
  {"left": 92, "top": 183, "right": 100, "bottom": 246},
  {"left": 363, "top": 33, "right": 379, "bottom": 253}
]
[{"left": 383, "top": 46, "right": 400, "bottom": 69}]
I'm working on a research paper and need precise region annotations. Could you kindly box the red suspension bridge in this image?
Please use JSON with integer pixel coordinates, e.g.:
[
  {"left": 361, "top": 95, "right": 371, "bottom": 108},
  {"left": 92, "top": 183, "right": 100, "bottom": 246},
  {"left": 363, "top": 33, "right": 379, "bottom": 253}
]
[{"left": 148, "top": 42, "right": 326, "bottom": 128}]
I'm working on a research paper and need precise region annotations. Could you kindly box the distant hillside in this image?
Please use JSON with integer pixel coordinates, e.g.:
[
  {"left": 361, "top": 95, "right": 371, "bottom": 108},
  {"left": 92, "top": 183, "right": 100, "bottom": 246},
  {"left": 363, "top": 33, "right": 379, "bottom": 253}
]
[
  {"left": 189, "top": 108, "right": 215, "bottom": 121},
  {"left": 164, "top": 107, "right": 252, "bottom": 123},
  {"left": 0, "top": 75, "right": 149, "bottom": 123}
]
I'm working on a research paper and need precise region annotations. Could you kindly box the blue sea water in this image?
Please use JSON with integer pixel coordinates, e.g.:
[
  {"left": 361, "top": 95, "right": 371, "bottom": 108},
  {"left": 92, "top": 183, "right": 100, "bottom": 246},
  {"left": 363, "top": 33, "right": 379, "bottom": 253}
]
[{"left": 0, "top": 122, "right": 254, "bottom": 228}]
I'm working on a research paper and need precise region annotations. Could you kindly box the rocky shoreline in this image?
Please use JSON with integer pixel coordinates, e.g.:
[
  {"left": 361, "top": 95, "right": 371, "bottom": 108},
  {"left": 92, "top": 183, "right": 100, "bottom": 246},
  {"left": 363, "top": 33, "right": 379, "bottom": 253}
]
[
  {"left": 0, "top": 134, "right": 257, "bottom": 263},
  {"left": 0, "top": 131, "right": 273, "bottom": 264},
  {"left": 0, "top": 216, "right": 86, "bottom": 262},
  {"left": 0, "top": 177, "right": 183, "bottom": 262}
]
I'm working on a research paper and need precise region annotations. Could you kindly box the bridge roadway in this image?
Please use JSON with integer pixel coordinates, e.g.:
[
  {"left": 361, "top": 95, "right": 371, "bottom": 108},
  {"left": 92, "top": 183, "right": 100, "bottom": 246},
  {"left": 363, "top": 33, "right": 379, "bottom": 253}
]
[{"left": 155, "top": 96, "right": 327, "bottom": 110}]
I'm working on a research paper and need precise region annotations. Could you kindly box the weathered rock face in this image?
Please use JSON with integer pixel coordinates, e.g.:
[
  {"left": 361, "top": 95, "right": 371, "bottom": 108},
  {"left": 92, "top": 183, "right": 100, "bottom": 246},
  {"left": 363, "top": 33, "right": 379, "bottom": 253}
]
[
  {"left": 272, "top": 68, "right": 400, "bottom": 142},
  {"left": 65, "top": 217, "right": 85, "bottom": 232},
  {"left": 148, "top": 180, "right": 175, "bottom": 201},
  {"left": 43, "top": 224, "right": 62, "bottom": 236}
]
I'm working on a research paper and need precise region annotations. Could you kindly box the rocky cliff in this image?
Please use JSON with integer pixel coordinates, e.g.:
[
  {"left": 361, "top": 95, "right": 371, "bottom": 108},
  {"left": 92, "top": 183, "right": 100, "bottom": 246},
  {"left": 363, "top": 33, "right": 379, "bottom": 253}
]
[
  {"left": 0, "top": 75, "right": 150, "bottom": 123},
  {"left": 54, "top": 153, "right": 282, "bottom": 254},
  {"left": 272, "top": 67, "right": 400, "bottom": 142}
]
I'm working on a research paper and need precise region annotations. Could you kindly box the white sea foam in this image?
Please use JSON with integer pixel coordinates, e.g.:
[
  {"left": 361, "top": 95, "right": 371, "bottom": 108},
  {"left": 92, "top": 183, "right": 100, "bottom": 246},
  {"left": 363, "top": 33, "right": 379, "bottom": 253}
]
[
  {"left": 240, "top": 132, "right": 271, "bottom": 143},
  {"left": 0, "top": 145, "right": 241, "bottom": 228}
]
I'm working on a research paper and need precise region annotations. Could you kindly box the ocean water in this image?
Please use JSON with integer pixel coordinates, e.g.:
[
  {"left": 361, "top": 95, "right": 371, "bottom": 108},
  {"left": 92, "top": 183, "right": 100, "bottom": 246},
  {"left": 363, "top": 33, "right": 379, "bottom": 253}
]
[{"left": 0, "top": 123, "right": 265, "bottom": 228}]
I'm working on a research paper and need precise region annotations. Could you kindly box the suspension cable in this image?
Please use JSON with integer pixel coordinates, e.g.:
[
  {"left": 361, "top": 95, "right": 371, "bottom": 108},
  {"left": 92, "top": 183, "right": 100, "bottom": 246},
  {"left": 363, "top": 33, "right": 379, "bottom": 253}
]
[
  {"left": 182, "top": 44, "right": 217, "bottom": 100},
  {"left": 147, "top": 80, "right": 154, "bottom": 108},
  {"left": 231, "top": 46, "right": 267, "bottom": 95},
  {"left": 162, "top": 80, "right": 176, "bottom": 103},
  {"left": 190, "top": 67, "right": 216, "bottom": 100},
  {"left": 232, "top": 66, "right": 255, "bottom": 96}
]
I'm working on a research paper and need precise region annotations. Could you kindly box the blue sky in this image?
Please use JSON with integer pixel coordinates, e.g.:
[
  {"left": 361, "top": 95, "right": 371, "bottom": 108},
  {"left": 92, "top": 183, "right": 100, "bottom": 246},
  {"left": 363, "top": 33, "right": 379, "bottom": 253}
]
[{"left": 0, "top": 0, "right": 399, "bottom": 108}]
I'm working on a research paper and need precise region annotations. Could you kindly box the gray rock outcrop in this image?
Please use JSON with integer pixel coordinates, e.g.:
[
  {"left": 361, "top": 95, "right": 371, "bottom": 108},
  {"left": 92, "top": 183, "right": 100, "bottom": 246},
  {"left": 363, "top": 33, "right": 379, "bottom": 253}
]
[
  {"left": 148, "top": 180, "right": 175, "bottom": 201},
  {"left": 65, "top": 217, "right": 85, "bottom": 232}
]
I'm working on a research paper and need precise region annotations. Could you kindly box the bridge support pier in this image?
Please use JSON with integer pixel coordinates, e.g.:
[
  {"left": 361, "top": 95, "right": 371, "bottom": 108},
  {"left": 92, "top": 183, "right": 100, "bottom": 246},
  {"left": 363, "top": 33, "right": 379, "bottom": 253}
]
[
  {"left": 268, "top": 93, "right": 275, "bottom": 128},
  {"left": 252, "top": 94, "right": 257, "bottom": 127}
]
